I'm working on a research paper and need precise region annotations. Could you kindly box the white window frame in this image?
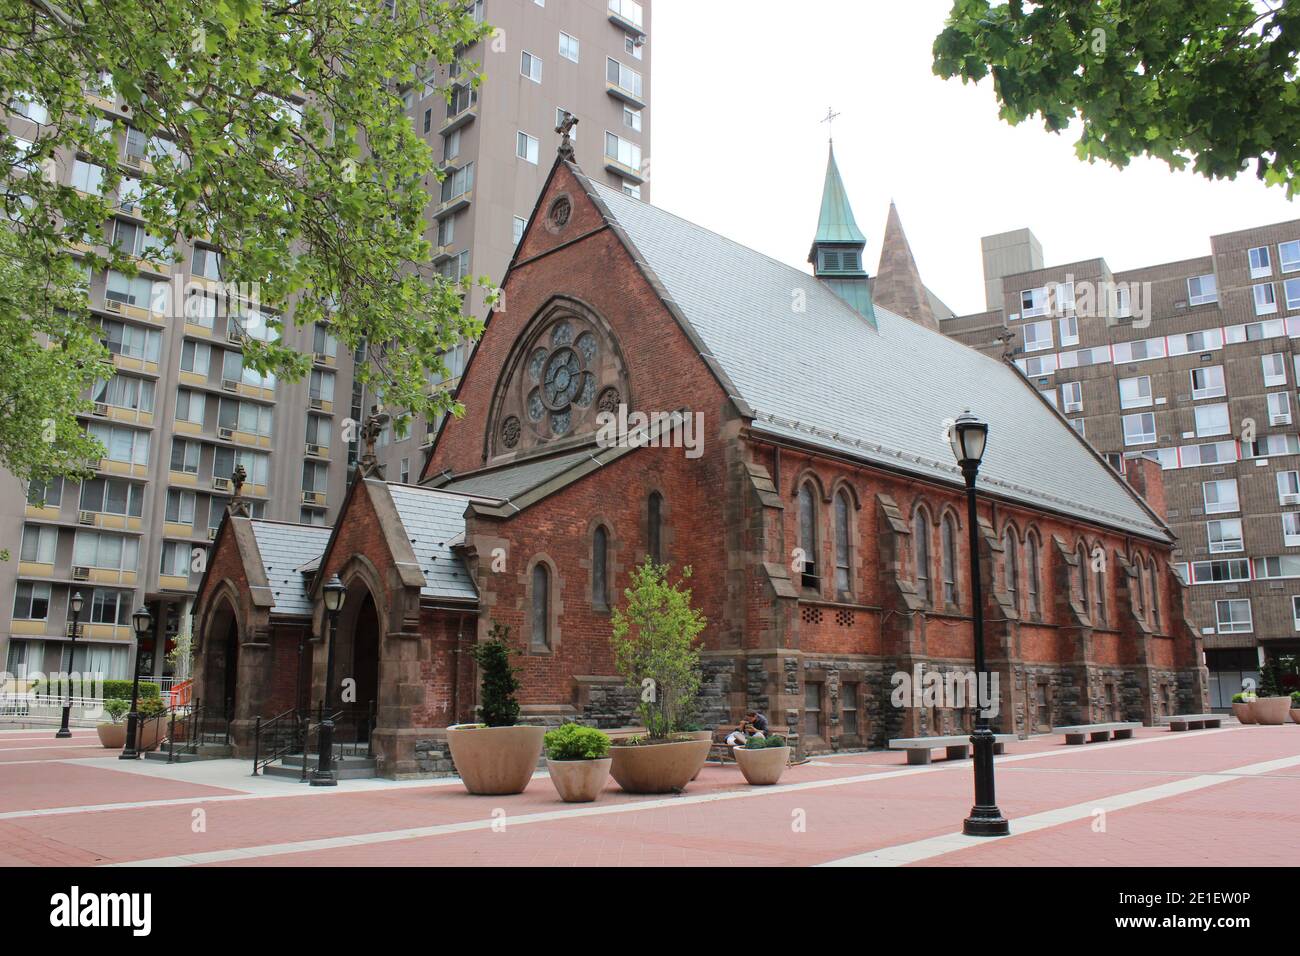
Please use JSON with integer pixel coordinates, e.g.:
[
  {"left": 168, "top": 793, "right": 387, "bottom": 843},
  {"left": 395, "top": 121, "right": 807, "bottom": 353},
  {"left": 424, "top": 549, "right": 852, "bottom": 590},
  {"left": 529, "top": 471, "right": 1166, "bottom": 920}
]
[
  {"left": 1283, "top": 512, "right": 1300, "bottom": 547},
  {"left": 1123, "top": 412, "right": 1157, "bottom": 446},
  {"left": 1281, "top": 240, "right": 1300, "bottom": 273},
  {"left": 559, "top": 32, "right": 579, "bottom": 63},
  {"left": 1207, "top": 518, "right": 1243, "bottom": 554},
  {"left": 1270, "top": 391, "right": 1293, "bottom": 426},
  {"left": 1193, "top": 403, "right": 1230, "bottom": 437},
  {"left": 1204, "top": 479, "right": 1240, "bottom": 514},
  {"left": 1061, "top": 381, "right": 1083, "bottom": 413},
  {"left": 520, "top": 51, "right": 542, "bottom": 83},
  {"left": 1118, "top": 375, "right": 1152, "bottom": 409},
  {"left": 1189, "top": 366, "right": 1225, "bottom": 400},
  {"left": 516, "top": 131, "right": 539, "bottom": 165},
  {"left": 1249, "top": 245, "right": 1273, "bottom": 279},
  {"left": 1022, "top": 319, "right": 1053, "bottom": 352},
  {"left": 1254, "top": 282, "right": 1278, "bottom": 316},
  {"left": 1215, "top": 598, "right": 1253, "bottom": 634},
  {"left": 1187, "top": 274, "right": 1218, "bottom": 306}
]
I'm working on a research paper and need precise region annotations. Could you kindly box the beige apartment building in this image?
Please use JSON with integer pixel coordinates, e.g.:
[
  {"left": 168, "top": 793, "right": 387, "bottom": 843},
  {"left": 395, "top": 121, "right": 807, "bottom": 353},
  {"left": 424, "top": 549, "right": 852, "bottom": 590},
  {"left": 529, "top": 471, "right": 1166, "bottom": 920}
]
[
  {"left": 1, "top": 0, "right": 651, "bottom": 690},
  {"left": 943, "top": 219, "right": 1300, "bottom": 707}
]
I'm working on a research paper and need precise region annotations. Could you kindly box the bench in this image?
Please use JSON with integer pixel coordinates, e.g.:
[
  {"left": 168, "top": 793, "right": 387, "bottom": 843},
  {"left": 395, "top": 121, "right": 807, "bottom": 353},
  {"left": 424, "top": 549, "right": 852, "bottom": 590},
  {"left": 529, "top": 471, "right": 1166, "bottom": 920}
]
[
  {"left": 888, "top": 734, "right": 1017, "bottom": 765},
  {"left": 1158, "top": 714, "right": 1222, "bottom": 732},
  {"left": 1052, "top": 721, "right": 1142, "bottom": 745}
]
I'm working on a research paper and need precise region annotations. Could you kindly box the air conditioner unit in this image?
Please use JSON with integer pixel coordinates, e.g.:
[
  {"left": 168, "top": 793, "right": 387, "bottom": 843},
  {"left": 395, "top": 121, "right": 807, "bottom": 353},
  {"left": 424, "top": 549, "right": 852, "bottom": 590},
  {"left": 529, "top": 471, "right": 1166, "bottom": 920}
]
[
  {"left": 78, "top": 510, "right": 96, "bottom": 525},
  {"left": 104, "top": 299, "right": 124, "bottom": 314},
  {"left": 301, "top": 491, "right": 320, "bottom": 504},
  {"left": 207, "top": 527, "right": 218, "bottom": 541},
  {"left": 226, "top": 327, "right": 245, "bottom": 343},
  {"left": 212, "top": 477, "right": 233, "bottom": 492},
  {"left": 1283, "top": 493, "right": 1300, "bottom": 505},
  {"left": 1272, "top": 415, "right": 1292, "bottom": 426},
  {"left": 93, "top": 402, "right": 109, "bottom": 416},
  {"left": 305, "top": 443, "right": 324, "bottom": 457},
  {"left": 221, "top": 379, "right": 239, "bottom": 392},
  {"left": 218, "top": 426, "right": 235, "bottom": 441},
  {"left": 309, "top": 397, "right": 323, "bottom": 410},
  {"left": 313, "top": 352, "right": 329, "bottom": 364},
  {"left": 72, "top": 566, "right": 90, "bottom": 581},
  {"left": 122, "top": 159, "right": 143, "bottom": 176}
]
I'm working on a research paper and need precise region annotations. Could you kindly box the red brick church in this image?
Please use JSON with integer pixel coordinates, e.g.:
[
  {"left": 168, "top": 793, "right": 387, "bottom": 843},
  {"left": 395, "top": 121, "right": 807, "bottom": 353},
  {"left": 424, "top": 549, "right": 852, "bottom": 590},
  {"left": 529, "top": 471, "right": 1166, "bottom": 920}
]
[{"left": 193, "top": 143, "right": 1209, "bottom": 777}]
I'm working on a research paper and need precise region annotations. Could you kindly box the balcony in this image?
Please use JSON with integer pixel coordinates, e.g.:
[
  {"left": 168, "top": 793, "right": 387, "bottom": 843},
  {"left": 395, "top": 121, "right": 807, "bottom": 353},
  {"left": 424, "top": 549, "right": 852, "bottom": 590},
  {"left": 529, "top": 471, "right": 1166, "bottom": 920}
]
[
  {"left": 435, "top": 191, "right": 472, "bottom": 219},
  {"left": 603, "top": 157, "right": 644, "bottom": 185},
  {"left": 440, "top": 105, "right": 477, "bottom": 135},
  {"left": 605, "top": 81, "right": 646, "bottom": 110},
  {"left": 607, "top": 1, "right": 646, "bottom": 37}
]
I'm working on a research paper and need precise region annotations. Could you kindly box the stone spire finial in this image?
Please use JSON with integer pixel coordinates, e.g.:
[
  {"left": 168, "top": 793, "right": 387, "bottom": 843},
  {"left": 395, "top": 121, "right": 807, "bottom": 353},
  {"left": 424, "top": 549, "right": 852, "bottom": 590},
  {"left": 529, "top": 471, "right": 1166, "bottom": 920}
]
[
  {"left": 873, "top": 201, "right": 939, "bottom": 331},
  {"left": 228, "top": 464, "right": 250, "bottom": 518},
  {"left": 358, "top": 405, "right": 391, "bottom": 479},
  {"left": 555, "top": 111, "right": 579, "bottom": 160}
]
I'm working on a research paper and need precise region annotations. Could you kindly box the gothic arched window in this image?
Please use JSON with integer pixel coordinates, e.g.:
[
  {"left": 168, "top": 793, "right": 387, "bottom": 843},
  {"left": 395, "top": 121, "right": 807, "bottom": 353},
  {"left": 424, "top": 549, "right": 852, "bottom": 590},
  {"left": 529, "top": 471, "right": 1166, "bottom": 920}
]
[
  {"left": 914, "top": 509, "right": 931, "bottom": 605},
  {"left": 592, "top": 526, "right": 609, "bottom": 608},
  {"left": 1004, "top": 528, "right": 1019, "bottom": 612},
  {"left": 648, "top": 492, "right": 664, "bottom": 566},
  {"left": 941, "top": 514, "right": 958, "bottom": 605},
  {"left": 798, "top": 482, "right": 819, "bottom": 590},
  {"left": 834, "top": 489, "right": 852, "bottom": 599},
  {"left": 1026, "top": 531, "right": 1042, "bottom": 616},
  {"left": 531, "top": 562, "right": 551, "bottom": 650}
]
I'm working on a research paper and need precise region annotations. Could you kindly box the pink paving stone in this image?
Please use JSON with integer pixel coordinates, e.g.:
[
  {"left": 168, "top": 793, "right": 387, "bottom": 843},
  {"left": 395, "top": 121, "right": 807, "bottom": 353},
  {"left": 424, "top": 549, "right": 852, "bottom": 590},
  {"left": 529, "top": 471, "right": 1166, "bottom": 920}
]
[{"left": 0, "top": 761, "right": 240, "bottom": 813}]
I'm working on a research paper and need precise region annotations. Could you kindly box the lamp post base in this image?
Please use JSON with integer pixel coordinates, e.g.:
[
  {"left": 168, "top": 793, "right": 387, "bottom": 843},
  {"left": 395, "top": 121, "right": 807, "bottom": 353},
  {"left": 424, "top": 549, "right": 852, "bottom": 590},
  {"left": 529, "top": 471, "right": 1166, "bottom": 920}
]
[
  {"left": 963, "top": 806, "right": 1010, "bottom": 837},
  {"left": 54, "top": 728, "right": 72, "bottom": 739},
  {"left": 56, "top": 705, "right": 72, "bottom": 739},
  {"left": 120, "top": 712, "right": 140, "bottom": 759},
  {"left": 309, "top": 770, "right": 337, "bottom": 787}
]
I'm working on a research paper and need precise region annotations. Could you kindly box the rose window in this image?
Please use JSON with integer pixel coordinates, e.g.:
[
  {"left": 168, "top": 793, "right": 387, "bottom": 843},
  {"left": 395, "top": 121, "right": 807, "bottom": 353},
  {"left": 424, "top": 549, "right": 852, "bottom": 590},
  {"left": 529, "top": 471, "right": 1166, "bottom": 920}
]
[{"left": 526, "top": 324, "right": 598, "bottom": 436}]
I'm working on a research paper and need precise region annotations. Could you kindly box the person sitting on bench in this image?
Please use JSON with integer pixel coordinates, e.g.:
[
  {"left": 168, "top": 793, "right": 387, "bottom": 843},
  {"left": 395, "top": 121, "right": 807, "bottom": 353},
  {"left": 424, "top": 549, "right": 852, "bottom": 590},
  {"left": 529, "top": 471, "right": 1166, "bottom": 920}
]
[{"left": 725, "top": 711, "right": 769, "bottom": 747}]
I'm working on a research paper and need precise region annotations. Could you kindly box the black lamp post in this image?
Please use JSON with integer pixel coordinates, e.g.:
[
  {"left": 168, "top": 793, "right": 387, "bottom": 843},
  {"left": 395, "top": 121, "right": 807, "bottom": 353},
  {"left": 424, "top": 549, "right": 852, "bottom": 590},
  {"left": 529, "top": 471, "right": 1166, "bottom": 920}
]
[
  {"left": 121, "top": 606, "right": 152, "bottom": 759},
  {"left": 311, "top": 574, "right": 346, "bottom": 787},
  {"left": 56, "top": 591, "right": 84, "bottom": 739},
  {"left": 949, "top": 410, "right": 1009, "bottom": 838}
]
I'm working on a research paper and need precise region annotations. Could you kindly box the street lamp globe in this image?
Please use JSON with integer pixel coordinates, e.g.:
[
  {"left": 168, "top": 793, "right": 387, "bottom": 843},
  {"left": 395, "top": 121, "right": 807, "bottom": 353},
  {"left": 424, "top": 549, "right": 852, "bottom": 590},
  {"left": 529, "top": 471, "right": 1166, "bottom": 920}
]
[
  {"left": 323, "top": 574, "right": 346, "bottom": 614},
  {"left": 70, "top": 591, "right": 84, "bottom": 616},
  {"left": 950, "top": 409, "right": 989, "bottom": 469},
  {"left": 132, "top": 606, "right": 152, "bottom": 637}
]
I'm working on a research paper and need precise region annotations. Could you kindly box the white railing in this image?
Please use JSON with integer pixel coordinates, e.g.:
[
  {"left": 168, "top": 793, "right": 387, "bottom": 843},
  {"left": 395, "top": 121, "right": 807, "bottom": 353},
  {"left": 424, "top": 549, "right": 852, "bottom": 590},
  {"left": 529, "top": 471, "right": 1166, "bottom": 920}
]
[{"left": 0, "top": 693, "right": 110, "bottom": 722}]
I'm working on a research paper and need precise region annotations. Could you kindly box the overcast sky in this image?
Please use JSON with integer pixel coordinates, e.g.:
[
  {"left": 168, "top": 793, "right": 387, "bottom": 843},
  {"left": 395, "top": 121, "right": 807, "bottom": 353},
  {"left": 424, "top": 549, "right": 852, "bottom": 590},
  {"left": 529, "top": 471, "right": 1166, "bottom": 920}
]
[{"left": 648, "top": 0, "right": 1298, "bottom": 317}]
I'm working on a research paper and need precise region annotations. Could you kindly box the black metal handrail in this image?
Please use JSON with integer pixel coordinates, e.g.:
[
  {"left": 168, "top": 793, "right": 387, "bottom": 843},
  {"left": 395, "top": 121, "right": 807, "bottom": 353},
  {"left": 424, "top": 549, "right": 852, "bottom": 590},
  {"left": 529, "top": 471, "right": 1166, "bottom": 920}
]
[
  {"left": 163, "top": 699, "right": 233, "bottom": 763},
  {"left": 251, "top": 708, "right": 304, "bottom": 776}
]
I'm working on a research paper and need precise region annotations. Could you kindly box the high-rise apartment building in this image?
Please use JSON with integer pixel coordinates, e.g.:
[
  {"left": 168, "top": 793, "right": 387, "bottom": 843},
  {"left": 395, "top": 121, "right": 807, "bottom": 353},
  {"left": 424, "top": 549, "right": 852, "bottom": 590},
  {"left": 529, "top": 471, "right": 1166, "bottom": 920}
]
[
  {"left": 0, "top": 0, "right": 651, "bottom": 688},
  {"left": 942, "top": 219, "right": 1300, "bottom": 707}
]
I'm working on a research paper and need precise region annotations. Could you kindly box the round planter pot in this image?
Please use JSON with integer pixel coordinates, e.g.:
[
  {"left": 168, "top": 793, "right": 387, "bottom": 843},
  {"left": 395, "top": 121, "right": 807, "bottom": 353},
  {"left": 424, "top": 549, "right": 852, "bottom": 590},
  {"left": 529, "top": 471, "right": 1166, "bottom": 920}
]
[
  {"left": 1251, "top": 696, "right": 1291, "bottom": 726},
  {"left": 546, "top": 757, "right": 612, "bottom": 802},
  {"left": 1290, "top": 708, "right": 1300, "bottom": 725},
  {"left": 446, "top": 725, "right": 545, "bottom": 795},
  {"left": 687, "top": 730, "right": 713, "bottom": 781},
  {"left": 1232, "top": 702, "right": 1256, "bottom": 724},
  {"left": 734, "top": 745, "right": 790, "bottom": 786},
  {"left": 96, "top": 722, "right": 126, "bottom": 748},
  {"left": 610, "top": 737, "right": 712, "bottom": 794}
]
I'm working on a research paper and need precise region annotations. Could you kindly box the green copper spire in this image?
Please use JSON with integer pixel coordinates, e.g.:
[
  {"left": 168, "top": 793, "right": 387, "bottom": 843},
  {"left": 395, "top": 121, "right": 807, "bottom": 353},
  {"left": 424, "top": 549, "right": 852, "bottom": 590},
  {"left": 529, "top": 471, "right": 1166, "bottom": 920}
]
[{"left": 810, "top": 142, "right": 866, "bottom": 255}]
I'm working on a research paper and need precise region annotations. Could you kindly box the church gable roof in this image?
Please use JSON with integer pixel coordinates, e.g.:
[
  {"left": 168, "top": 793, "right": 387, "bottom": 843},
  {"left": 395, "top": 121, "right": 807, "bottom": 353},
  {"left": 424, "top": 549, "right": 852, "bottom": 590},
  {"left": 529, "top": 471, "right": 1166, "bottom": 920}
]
[
  {"left": 385, "top": 484, "right": 479, "bottom": 603},
  {"left": 248, "top": 521, "right": 334, "bottom": 616},
  {"left": 589, "top": 181, "right": 1169, "bottom": 541}
]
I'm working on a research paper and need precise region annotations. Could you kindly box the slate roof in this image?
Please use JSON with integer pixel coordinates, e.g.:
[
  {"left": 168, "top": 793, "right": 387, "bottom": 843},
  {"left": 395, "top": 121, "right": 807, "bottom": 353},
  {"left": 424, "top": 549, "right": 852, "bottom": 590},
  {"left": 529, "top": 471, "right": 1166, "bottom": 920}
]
[
  {"left": 248, "top": 521, "right": 333, "bottom": 616},
  {"left": 386, "top": 484, "right": 479, "bottom": 602},
  {"left": 436, "top": 448, "right": 596, "bottom": 502},
  {"left": 591, "top": 181, "right": 1169, "bottom": 540}
]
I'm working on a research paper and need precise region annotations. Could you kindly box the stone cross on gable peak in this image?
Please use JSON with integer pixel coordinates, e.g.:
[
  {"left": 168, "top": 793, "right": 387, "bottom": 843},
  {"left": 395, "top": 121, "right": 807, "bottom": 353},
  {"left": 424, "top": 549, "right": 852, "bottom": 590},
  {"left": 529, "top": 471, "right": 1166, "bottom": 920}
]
[
  {"left": 358, "top": 405, "right": 391, "bottom": 479},
  {"left": 228, "top": 464, "right": 250, "bottom": 518},
  {"left": 821, "top": 106, "right": 841, "bottom": 142},
  {"left": 556, "top": 111, "right": 579, "bottom": 160}
]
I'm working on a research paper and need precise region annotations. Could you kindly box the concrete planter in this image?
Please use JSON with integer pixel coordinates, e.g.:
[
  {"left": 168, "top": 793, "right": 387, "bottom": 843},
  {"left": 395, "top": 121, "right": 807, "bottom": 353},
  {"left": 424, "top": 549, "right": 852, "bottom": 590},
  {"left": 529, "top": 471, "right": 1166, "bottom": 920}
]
[
  {"left": 1290, "top": 709, "right": 1300, "bottom": 725},
  {"left": 734, "top": 745, "right": 789, "bottom": 786},
  {"left": 687, "top": 730, "right": 713, "bottom": 781},
  {"left": 446, "top": 724, "right": 545, "bottom": 795},
  {"left": 610, "top": 737, "right": 712, "bottom": 794},
  {"left": 96, "top": 722, "right": 126, "bottom": 748},
  {"left": 95, "top": 720, "right": 165, "bottom": 751},
  {"left": 1250, "top": 697, "right": 1291, "bottom": 726},
  {"left": 546, "top": 757, "right": 612, "bottom": 802},
  {"left": 1232, "top": 702, "right": 1256, "bottom": 724}
]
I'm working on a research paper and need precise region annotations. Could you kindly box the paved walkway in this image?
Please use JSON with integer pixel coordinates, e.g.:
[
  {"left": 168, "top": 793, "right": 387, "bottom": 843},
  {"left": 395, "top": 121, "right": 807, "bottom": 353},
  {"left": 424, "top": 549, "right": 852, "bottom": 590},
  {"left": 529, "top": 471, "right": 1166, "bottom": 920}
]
[{"left": 1, "top": 723, "right": 1296, "bottom": 866}]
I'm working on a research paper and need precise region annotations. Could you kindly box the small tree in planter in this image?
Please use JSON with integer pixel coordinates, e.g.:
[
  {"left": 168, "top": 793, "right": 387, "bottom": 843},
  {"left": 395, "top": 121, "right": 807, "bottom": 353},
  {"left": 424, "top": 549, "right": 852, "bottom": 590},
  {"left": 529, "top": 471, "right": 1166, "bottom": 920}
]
[
  {"left": 543, "top": 724, "right": 613, "bottom": 802},
  {"left": 94, "top": 698, "right": 131, "bottom": 749},
  {"left": 446, "top": 622, "right": 544, "bottom": 795},
  {"left": 1253, "top": 660, "right": 1292, "bottom": 724},
  {"left": 608, "top": 561, "right": 710, "bottom": 793}
]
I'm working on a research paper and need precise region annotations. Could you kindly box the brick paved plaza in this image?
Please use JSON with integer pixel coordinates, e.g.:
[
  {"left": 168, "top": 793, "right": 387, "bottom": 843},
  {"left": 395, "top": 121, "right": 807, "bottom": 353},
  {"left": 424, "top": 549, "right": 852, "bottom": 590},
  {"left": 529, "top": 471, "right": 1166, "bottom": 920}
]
[{"left": 2, "top": 723, "right": 1295, "bottom": 868}]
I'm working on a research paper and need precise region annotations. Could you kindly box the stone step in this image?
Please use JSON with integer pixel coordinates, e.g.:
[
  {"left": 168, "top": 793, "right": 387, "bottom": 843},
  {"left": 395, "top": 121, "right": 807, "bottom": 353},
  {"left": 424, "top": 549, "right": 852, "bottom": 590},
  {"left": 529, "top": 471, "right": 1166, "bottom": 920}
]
[{"left": 262, "top": 754, "right": 377, "bottom": 780}]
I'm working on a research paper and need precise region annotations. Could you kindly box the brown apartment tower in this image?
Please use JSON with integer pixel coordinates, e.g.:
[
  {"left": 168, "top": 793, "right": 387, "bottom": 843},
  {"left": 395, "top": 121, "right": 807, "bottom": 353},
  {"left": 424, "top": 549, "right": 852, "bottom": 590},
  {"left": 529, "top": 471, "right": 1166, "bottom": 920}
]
[
  {"left": 0, "top": 0, "right": 652, "bottom": 689},
  {"left": 941, "top": 220, "right": 1300, "bottom": 707}
]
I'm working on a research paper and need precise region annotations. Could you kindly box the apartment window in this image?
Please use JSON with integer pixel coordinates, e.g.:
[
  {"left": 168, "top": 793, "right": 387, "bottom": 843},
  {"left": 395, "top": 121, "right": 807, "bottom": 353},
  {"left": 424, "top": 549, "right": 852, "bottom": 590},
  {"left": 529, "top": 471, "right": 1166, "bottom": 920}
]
[
  {"left": 1227, "top": 318, "right": 1285, "bottom": 343},
  {"left": 1207, "top": 519, "right": 1243, "bottom": 554},
  {"left": 174, "top": 389, "right": 205, "bottom": 425},
  {"left": 1187, "top": 274, "right": 1218, "bottom": 305},
  {"left": 12, "top": 582, "right": 51, "bottom": 620},
  {"left": 302, "top": 460, "right": 328, "bottom": 494},
  {"left": 1293, "top": 595, "right": 1300, "bottom": 630},
  {"left": 165, "top": 489, "right": 196, "bottom": 525},
  {"left": 512, "top": 215, "right": 527, "bottom": 247},
  {"left": 604, "top": 131, "right": 641, "bottom": 171},
  {"left": 1020, "top": 287, "right": 1048, "bottom": 317},
  {"left": 437, "top": 214, "right": 454, "bottom": 248},
  {"left": 192, "top": 246, "right": 222, "bottom": 280},
  {"left": 71, "top": 160, "right": 104, "bottom": 194},
  {"left": 1270, "top": 391, "right": 1293, "bottom": 425},
  {"left": 214, "top": 447, "right": 269, "bottom": 486},
  {"left": 1022, "top": 319, "right": 1053, "bottom": 352},
  {"left": 1257, "top": 555, "right": 1300, "bottom": 579},
  {"left": 20, "top": 524, "right": 57, "bottom": 563},
  {"left": 1246, "top": 433, "right": 1300, "bottom": 458},
  {"left": 1204, "top": 479, "right": 1239, "bottom": 514},
  {"left": 1112, "top": 337, "right": 1166, "bottom": 362},
  {"left": 88, "top": 589, "right": 131, "bottom": 625},
  {"left": 1118, "top": 375, "right": 1152, "bottom": 409},
  {"left": 88, "top": 422, "right": 149, "bottom": 465},
  {"left": 1215, "top": 599, "right": 1253, "bottom": 634},
  {"left": 1058, "top": 314, "right": 1079, "bottom": 347},
  {"left": 609, "top": 0, "right": 644, "bottom": 28},
  {"left": 1262, "top": 352, "right": 1288, "bottom": 387},
  {"left": 621, "top": 179, "right": 641, "bottom": 199},
  {"left": 1069, "top": 418, "right": 1086, "bottom": 437},
  {"left": 1189, "top": 559, "right": 1250, "bottom": 584},
  {"left": 520, "top": 51, "right": 542, "bottom": 83},
  {"left": 309, "top": 369, "right": 335, "bottom": 403},
  {"left": 1194, "top": 403, "right": 1230, "bottom": 437},
  {"left": 559, "top": 32, "right": 579, "bottom": 62},
  {"left": 74, "top": 531, "right": 138, "bottom": 571},
  {"left": 625, "top": 33, "right": 643, "bottom": 59},
  {"left": 1061, "top": 381, "right": 1083, "bottom": 413},
  {"left": 1181, "top": 440, "right": 1236, "bottom": 467},
  {"left": 94, "top": 374, "right": 154, "bottom": 413},
  {"left": 1286, "top": 277, "right": 1300, "bottom": 311},
  {"left": 606, "top": 57, "right": 643, "bottom": 98},
  {"left": 1281, "top": 240, "right": 1300, "bottom": 273},
  {"left": 180, "top": 340, "right": 211, "bottom": 377},
  {"left": 80, "top": 478, "right": 143, "bottom": 518},
  {"left": 10, "top": 92, "right": 48, "bottom": 124},
  {"left": 1249, "top": 245, "right": 1273, "bottom": 278},
  {"left": 160, "top": 541, "right": 193, "bottom": 578},
  {"left": 516, "top": 131, "right": 539, "bottom": 165},
  {"left": 440, "top": 162, "right": 474, "bottom": 202},
  {"left": 27, "top": 476, "right": 62, "bottom": 508},
  {"left": 169, "top": 437, "right": 200, "bottom": 474},
  {"left": 438, "top": 250, "right": 470, "bottom": 282},
  {"left": 1254, "top": 282, "right": 1278, "bottom": 315},
  {"left": 1284, "top": 512, "right": 1300, "bottom": 546},
  {"left": 219, "top": 397, "right": 272, "bottom": 437},
  {"left": 301, "top": 508, "right": 327, "bottom": 526},
  {"left": 112, "top": 219, "right": 169, "bottom": 259},
  {"left": 305, "top": 414, "right": 331, "bottom": 450},
  {"left": 1021, "top": 353, "right": 1057, "bottom": 377},
  {"left": 1279, "top": 470, "right": 1300, "bottom": 503},
  {"left": 1186, "top": 366, "right": 1224, "bottom": 401},
  {"left": 1122, "top": 412, "right": 1156, "bottom": 446},
  {"left": 105, "top": 271, "right": 166, "bottom": 312},
  {"left": 1113, "top": 285, "right": 1132, "bottom": 318},
  {"left": 443, "top": 128, "right": 461, "bottom": 162},
  {"left": 556, "top": 108, "right": 578, "bottom": 139}
]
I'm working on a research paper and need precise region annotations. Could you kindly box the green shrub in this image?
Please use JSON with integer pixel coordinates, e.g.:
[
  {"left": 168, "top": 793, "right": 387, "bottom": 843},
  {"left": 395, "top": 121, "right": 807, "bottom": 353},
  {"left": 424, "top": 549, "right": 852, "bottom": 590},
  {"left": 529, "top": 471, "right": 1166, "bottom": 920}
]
[
  {"left": 744, "top": 734, "right": 786, "bottom": 750},
  {"left": 544, "top": 723, "right": 611, "bottom": 761},
  {"left": 137, "top": 697, "right": 167, "bottom": 718},
  {"left": 1232, "top": 691, "right": 1256, "bottom": 703},
  {"left": 1258, "top": 661, "right": 1284, "bottom": 698},
  {"left": 471, "top": 622, "right": 521, "bottom": 728},
  {"left": 1291, "top": 690, "right": 1300, "bottom": 706},
  {"left": 102, "top": 680, "right": 161, "bottom": 701},
  {"left": 102, "top": 698, "right": 129, "bottom": 723}
]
